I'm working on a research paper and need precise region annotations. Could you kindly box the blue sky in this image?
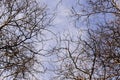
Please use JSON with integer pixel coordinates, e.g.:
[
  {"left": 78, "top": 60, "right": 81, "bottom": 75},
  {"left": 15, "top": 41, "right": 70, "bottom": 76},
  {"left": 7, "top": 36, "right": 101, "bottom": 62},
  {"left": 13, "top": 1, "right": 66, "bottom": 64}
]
[
  {"left": 0, "top": 0, "right": 118, "bottom": 80},
  {"left": 39, "top": 0, "right": 77, "bottom": 79}
]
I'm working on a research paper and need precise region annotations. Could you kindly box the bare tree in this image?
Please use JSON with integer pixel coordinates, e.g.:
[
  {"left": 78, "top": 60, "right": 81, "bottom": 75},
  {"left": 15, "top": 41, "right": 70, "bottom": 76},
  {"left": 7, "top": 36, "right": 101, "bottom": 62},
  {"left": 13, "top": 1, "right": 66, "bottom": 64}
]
[
  {"left": 72, "top": 0, "right": 120, "bottom": 79},
  {"left": 0, "top": 0, "right": 51, "bottom": 79}
]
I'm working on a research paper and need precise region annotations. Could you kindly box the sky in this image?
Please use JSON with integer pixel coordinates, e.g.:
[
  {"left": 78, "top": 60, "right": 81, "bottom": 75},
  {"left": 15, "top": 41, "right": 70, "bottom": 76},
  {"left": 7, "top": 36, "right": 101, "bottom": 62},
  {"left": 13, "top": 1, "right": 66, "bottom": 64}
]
[
  {"left": 39, "top": 0, "right": 79, "bottom": 79},
  {"left": 0, "top": 0, "right": 118, "bottom": 80}
]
